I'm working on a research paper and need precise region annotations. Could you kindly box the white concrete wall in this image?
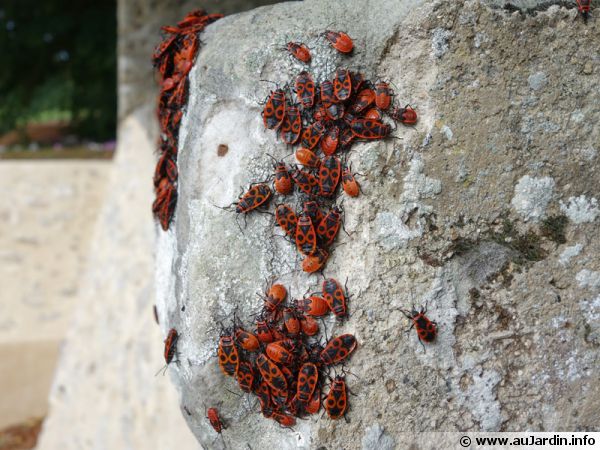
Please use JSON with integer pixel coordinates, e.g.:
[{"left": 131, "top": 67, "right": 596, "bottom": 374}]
[
  {"left": 0, "top": 161, "right": 111, "bottom": 428},
  {"left": 36, "top": 109, "right": 199, "bottom": 450}
]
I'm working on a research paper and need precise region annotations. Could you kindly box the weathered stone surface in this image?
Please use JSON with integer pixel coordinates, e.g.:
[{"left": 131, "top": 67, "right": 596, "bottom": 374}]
[
  {"left": 159, "top": 0, "right": 600, "bottom": 448},
  {"left": 361, "top": 423, "right": 396, "bottom": 450}
]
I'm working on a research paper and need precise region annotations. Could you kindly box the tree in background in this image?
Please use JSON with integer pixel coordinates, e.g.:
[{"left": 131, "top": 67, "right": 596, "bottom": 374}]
[{"left": 0, "top": 0, "right": 116, "bottom": 142}]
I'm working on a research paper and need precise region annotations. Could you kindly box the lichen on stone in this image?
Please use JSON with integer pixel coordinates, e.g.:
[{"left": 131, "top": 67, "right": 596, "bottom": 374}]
[
  {"left": 560, "top": 195, "right": 599, "bottom": 224},
  {"left": 511, "top": 175, "right": 555, "bottom": 222}
]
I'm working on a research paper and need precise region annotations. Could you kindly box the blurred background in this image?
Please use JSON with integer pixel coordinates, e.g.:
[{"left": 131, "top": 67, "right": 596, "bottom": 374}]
[{"left": 0, "top": 1, "right": 277, "bottom": 449}]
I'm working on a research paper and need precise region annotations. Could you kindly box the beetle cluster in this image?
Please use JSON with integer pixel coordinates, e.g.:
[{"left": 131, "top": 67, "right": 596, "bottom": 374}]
[
  {"left": 228, "top": 32, "right": 418, "bottom": 272},
  {"left": 152, "top": 14, "right": 434, "bottom": 439},
  {"left": 217, "top": 280, "right": 358, "bottom": 427},
  {"left": 263, "top": 68, "right": 417, "bottom": 149},
  {"left": 152, "top": 10, "right": 223, "bottom": 230},
  {"left": 276, "top": 201, "right": 343, "bottom": 273},
  {"left": 228, "top": 176, "right": 353, "bottom": 273}
]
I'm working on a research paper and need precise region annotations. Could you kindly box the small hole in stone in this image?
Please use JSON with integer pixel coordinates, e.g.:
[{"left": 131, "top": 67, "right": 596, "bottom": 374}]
[{"left": 217, "top": 144, "right": 229, "bottom": 157}]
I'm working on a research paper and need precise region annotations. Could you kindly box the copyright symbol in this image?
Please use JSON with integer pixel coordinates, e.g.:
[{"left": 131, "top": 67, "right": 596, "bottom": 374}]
[{"left": 459, "top": 436, "right": 471, "bottom": 447}]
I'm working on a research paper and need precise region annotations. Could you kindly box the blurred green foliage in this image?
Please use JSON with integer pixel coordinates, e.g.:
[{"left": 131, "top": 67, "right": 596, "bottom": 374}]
[{"left": 0, "top": 1, "right": 116, "bottom": 141}]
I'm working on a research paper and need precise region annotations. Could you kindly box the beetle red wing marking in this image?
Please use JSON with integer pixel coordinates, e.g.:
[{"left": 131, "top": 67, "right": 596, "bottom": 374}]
[
  {"left": 218, "top": 336, "right": 239, "bottom": 376},
  {"left": 263, "top": 89, "right": 287, "bottom": 129}
]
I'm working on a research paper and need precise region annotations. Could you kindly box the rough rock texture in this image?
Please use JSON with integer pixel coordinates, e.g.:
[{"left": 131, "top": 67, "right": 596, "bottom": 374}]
[{"left": 159, "top": 0, "right": 600, "bottom": 448}]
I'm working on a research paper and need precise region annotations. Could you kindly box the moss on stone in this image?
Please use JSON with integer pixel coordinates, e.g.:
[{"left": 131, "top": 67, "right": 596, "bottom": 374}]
[{"left": 540, "top": 214, "right": 568, "bottom": 245}]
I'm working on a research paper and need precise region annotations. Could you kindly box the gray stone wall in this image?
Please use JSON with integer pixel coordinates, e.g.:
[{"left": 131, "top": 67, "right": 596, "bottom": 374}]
[{"left": 157, "top": 0, "right": 600, "bottom": 448}]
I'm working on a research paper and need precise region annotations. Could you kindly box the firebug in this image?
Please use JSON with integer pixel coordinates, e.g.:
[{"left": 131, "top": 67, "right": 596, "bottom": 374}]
[
  {"left": 236, "top": 361, "right": 255, "bottom": 393},
  {"left": 320, "top": 334, "right": 357, "bottom": 365},
  {"left": 301, "top": 121, "right": 325, "bottom": 150},
  {"left": 341, "top": 165, "right": 361, "bottom": 197},
  {"left": 266, "top": 341, "right": 294, "bottom": 365},
  {"left": 400, "top": 306, "right": 438, "bottom": 347},
  {"left": 280, "top": 106, "right": 302, "bottom": 145},
  {"left": 304, "top": 342, "right": 324, "bottom": 365},
  {"left": 272, "top": 411, "right": 296, "bottom": 427},
  {"left": 291, "top": 168, "right": 319, "bottom": 196},
  {"left": 297, "top": 362, "right": 319, "bottom": 403},
  {"left": 316, "top": 207, "right": 342, "bottom": 246},
  {"left": 299, "top": 314, "right": 319, "bottom": 336},
  {"left": 262, "top": 89, "right": 287, "bottom": 129},
  {"left": 235, "top": 183, "right": 272, "bottom": 214},
  {"left": 333, "top": 68, "right": 352, "bottom": 101},
  {"left": 318, "top": 156, "right": 342, "bottom": 197},
  {"left": 283, "top": 307, "right": 301, "bottom": 336},
  {"left": 321, "top": 126, "right": 340, "bottom": 156},
  {"left": 295, "top": 147, "right": 321, "bottom": 167},
  {"left": 305, "top": 388, "right": 321, "bottom": 414},
  {"left": 207, "top": 407, "right": 226, "bottom": 433},
  {"left": 153, "top": 33, "right": 178, "bottom": 67},
  {"left": 280, "top": 362, "right": 297, "bottom": 389},
  {"left": 312, "top": 104, "right": 328, "bottom": 122},
  {"left": 235, "top": 327, "right": 260, "bottom": 351},
  {"left": 302, "top": 248, "right": 329, "bottom": 273},
  {"left": 153, "top": 178, "right": 177, "bottom": 231},
  {"left": 295, "top": 295, "right": 330, "bottom": 317},
  {"left": 323, "top": 30, "right": 354, "bottom": 53},
  {"left": 374, "top": 81, "right": 393, "bottom": 110},
  {"left": 320, "top": 80, "right": 336, "bottom": 106},
  {"left": 268, "top": 283, "right": 287, "bottom": 304},
  {"left": 350, "top": 71, "right": 365, "bottom": 92},
  {"left": 294, "top": 71, "right": 315, "bottom": 109},
  {"left": 255, "top": 319, "right": 275, "bottom": 344},
  {"left": 270, "top": 386, "right": 289, "bottom": 408},
  {"left": 391, "top": 104, "right": 418, "bottom": 125},
  {"left": 288, "top": 394, "right": 301, "bottom": 417},
  {"left": 577, "top": 0, "right": 591, "bottom": 17},
  {"left": 270, "top": 326, "right": 286, "bottom": 342},
  {"left": 272, "top": 160, "right": 293, "bottom": 195},
  {"left": 286, "top": 41, "right": 311, "bottom": 63},
  {"left": 295, "top": 213, "right": 317, "bottom": 256},
  {"left": 275, "top": 204, "right": 297, "bottom": 238},
  {"left": 218, "top": 335, "right": 240, "bottom": 377},
  {"left": 322, "top": 278, "right": 347, "bottom": 318},
  {"left": 264, "top": 283, "right": 287, "bottom": 314},
  {"left": 350, "top": 118, "right": 390, "bottom": 139},
  {"left": 364, "top": 107, "right": 383, "bottom": 121},
  {"left": 324, "top": 376, "right": 348, "bottom": 420},
  {"left": 164, "top": 328, "right": 179, "bottom": 364},
  {"left": 339, "top": 127, "right": 355, "bottom": 148},
  {"left": 303, "top": 201, "right": 324, "bottom": 226},
  {"left": 350, "top": 88, "right": 376, "bottom": 114},
  {"left": 321, "top": 80, "right": 344, "bottom": 120},
  {"left": 256, "top": 353, "right": 288, "bottom": 392},
  {"left": 153, "top": 152, "right": 178, "bottom": 187}
]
